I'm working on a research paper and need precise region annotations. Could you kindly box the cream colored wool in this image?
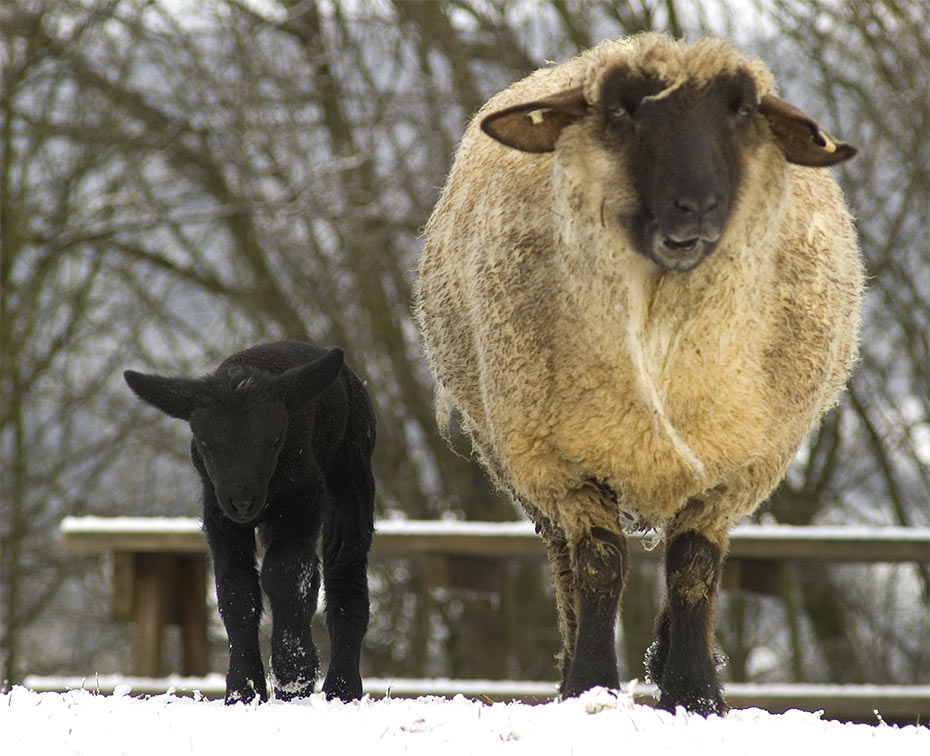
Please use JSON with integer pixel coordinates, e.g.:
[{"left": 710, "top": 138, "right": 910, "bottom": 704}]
[{"left": 416, "top": 33, "right": 863, "bottom": 551}]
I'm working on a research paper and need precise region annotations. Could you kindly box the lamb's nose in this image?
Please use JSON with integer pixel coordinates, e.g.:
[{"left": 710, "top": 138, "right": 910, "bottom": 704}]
[{"left": 230, "top": 498, "right": 254, "bottom": 519}]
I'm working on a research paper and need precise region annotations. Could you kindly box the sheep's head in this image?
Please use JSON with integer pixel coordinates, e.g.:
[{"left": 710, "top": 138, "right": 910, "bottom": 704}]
[
  {"left": 481, "top": 43, "right": 856, "bottom": 273},
  {"left": 124, "top": 348, "right": 344, "bottom": 524}
]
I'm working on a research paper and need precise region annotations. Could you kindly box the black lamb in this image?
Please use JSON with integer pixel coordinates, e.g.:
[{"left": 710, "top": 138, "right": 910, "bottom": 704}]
[{"left": 124, "top": 341, "right": 376, "bottom": 704}]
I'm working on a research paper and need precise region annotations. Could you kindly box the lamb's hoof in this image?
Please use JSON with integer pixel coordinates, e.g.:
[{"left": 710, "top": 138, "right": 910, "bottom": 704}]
[
  {"left": 273, "top": 680, "right": 315, "bottom": 701},
  {"left": 224, "top": 677, "right": 268, "bottom": 705},
  {"left": 322, "top": 671, "right": 363, "bottom": 701}
]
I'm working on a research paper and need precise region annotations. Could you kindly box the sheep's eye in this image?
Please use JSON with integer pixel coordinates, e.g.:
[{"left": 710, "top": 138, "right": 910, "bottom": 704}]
[
  {"left": 607, "top": 104, "right": 628, "bottom": 122},
  {"left": 601, "top": 70, "right": 664, "bottom": 124},
  {"left": 731, "top": 97, "right": 755, "bottom": 117},
  {"left": 624, "top": 98, "right": 643, "bottom": 115},
  {"left": 606, "top": 96, "right": 648, "bottom": 123}
]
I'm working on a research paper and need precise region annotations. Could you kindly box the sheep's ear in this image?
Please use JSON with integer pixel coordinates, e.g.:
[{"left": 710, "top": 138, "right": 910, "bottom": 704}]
[
  {"left": 481, "top": 87, "right": 589, "bottom": 153},
  {"left": 759, "top": 95, "right": 857, "bottom": 167},
  {"left": 277, "top": 348, "right": 344, "bottom": 407},
  {"left": 123, "top": 370, "right": 204, "bottom": 421}
]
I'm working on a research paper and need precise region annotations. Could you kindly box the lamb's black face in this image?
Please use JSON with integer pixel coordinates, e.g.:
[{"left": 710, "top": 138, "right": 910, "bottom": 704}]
[
  {"left": 190, "top": 402, "right": 288, "bottom": 524},
  {"left": 599, "top": 68, "right": 758, "bottom": 272}
]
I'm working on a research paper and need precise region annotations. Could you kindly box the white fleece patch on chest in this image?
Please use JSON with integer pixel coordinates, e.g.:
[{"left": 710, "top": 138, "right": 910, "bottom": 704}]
[{"left": 626, "top": 279, "right": 706, "bottom": 478}]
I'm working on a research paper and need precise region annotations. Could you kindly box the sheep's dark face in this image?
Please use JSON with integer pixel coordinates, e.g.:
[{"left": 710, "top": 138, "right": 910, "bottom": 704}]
[
  {"left": 598, "top": 68, "right": 758, "bottom": 273},
  {"left": 190, "top": 402, "right": 288, "bottom": 524},
  {"left": 480, "top": 55, "right": 855, "bottom": 274}
]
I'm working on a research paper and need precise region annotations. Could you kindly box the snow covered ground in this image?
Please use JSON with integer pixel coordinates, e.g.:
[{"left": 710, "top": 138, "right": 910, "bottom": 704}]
[{"left": 3, "top": 685, "right": 927, "bottom": 756}]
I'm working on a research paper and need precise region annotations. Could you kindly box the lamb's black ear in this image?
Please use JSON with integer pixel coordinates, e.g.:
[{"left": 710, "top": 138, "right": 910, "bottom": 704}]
[
  {"left": 759, "top": 94, "right": 857, "bottom": 167},
  {"left": 481, "top": 87, "right": 589, "bottom": 153},
  {"left": 123, "top": 370, "right": 204, "bottom": 421},
  {"left": 277, "top": 348, "right": 345, "bottom": 407}
]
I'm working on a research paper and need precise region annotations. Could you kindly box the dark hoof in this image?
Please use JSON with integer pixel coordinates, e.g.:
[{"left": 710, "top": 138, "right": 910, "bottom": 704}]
[
  {"left": 224, "top": 676, "right": 268, "bottom": 705},
  {"left": 562, "top": 662, "right": 620, "bottom": 699},
  {"left": 322, "top": 671, "right": 363, "bottom": 701},
  {"left": 656, "top": 688, "right": 727, "bottom": 717},
  {"left": 273, "top": 679, "right": 315, "bottom": 701}
]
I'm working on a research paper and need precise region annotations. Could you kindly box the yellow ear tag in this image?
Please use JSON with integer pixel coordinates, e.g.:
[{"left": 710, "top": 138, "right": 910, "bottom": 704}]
[
  {"left": 528, "top": 108, "right": 548, "bottom": 125},
  {"left": 818, "top": 130, "right": 837, "bottom": 153}
]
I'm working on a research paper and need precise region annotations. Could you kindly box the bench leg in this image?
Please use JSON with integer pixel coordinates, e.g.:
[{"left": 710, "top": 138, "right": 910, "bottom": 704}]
[
  {"left": 179, "top": 556, "right": 209, "bottom": 676},
  {"left": 132, "top": 555, "right": 171, "bottom": 677}
]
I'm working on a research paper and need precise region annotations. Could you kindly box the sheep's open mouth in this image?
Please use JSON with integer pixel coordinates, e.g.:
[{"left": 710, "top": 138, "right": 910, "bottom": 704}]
[
  {"left": 663, "top": 237, "right": 699, "bottom": 252},
  {"left": 649, "top": 234, "right": 711, "bottom": 272}
]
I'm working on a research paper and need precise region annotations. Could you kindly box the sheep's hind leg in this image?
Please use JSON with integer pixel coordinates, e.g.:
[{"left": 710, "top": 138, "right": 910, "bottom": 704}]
[
  {"left": 647, "top": 529, "right": 726, "bottom": 716},
  {"left": 561, "top": 524, "right": 628, "bottom": 697}
]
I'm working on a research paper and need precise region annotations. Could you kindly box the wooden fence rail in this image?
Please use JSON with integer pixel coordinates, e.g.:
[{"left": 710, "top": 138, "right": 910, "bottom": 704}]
[
  {"left": 60, "top": 516, "right": 930, "bottom": 562},
  {"left": 57, "top": 516, "right": 930, "bottom": 723}
]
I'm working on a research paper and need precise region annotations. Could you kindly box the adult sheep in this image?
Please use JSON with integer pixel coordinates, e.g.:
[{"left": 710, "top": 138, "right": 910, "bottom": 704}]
[
  {"left": 124, "top": 341, "right": 375, "bottom": 704},
  {"left": 415, "top": 33, "right": 862, "bottom": 715}
]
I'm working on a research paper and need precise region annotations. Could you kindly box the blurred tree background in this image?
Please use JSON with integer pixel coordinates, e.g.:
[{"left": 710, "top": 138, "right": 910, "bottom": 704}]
[{"left": 1, "top": 0, "right": 927, "bottom": 690}]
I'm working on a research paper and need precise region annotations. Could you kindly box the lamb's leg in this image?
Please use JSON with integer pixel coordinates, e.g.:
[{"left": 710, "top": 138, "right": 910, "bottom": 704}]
[
  {"left": 647, "top": 529, "right": 726, "bottom": 715},
  {"left": 204, "top": 513, "right": 266, "bottom": 704},
  {"left": 260, "top": 522, "right": 322, "bottom": 701},
  {"left": 320, "top": 440, "right": 375, "bottom": 701}
]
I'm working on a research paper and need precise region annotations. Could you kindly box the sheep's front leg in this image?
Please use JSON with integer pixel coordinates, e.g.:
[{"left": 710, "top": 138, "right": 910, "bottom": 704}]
[
  {"left": 205, "top": 516, "right": 266, "bottom": 704},
  {"left": 647, "top": 529, "right": 726, "bottom": 715},
  {"left": 261, "top": 531, "right": 321, "bottom": 701},
  {"left": 561, "top": 521, "right": 628, "bottom": 697},
  {"left": 536, "top": 521, "right": 577, "bottom": 686}
]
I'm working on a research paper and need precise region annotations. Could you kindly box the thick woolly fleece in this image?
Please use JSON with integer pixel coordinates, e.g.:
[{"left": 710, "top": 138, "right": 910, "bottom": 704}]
[{"left": 416, "top": 33, "right": 863, "bottom": 550}]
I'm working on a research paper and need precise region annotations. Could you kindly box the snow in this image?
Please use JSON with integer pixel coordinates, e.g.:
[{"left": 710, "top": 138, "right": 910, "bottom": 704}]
[
  {"left": 21, "top": 674, "right": 930, "bottom": 710},
  {"left": 61, "top": 515, "right": 930, "bottom": 542},
  {"left": 60, "top": 515, "right": 203, "bottom": 534},
  {"left": 3, "top": 685, "right": 926, "bottom": 756}
]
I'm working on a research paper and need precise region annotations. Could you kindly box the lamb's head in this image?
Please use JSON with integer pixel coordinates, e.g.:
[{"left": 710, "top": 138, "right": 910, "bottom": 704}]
[
  {"left": 481, "top": 35, "right": 857, "bottom": 273},
  {"left": 124, "top": 348, "right": 344, "bottom": 524}
]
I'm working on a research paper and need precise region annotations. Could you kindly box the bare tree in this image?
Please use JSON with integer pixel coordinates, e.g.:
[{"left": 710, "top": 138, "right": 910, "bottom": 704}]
[{"left": 2, "top": 0, "right": 926, "bottom": 689}]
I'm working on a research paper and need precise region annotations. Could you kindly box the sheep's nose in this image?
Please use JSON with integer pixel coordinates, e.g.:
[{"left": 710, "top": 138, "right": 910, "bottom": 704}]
[
  {"left": 665, "top": 189, "right": 726, "bottom": 243},
  {"left": 674, "top": 192, "right": 720, "bottom": 218}
]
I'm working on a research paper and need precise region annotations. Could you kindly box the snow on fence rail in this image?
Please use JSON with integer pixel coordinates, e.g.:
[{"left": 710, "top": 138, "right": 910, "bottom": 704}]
[{"left": 60, "top": 516, "right": 930, "bottom": 562}]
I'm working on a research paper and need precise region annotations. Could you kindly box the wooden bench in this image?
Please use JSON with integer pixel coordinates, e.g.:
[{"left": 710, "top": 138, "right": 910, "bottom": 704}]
[
  {"left": 60, "top": 517, "right": 929, "bottom": 685},
  {"left": 61, "top": 518, "right": 211, "bottom": 678}
]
